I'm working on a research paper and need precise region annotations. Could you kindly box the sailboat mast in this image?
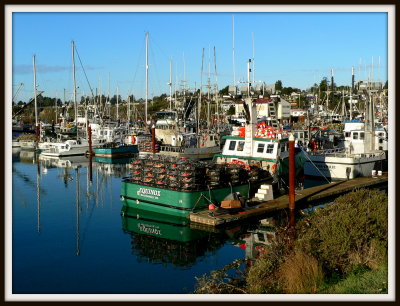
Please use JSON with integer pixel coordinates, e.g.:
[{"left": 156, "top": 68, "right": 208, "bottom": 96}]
[
  {"left": 198, "top": 48, "right": 204, "bottom": 141},
  {"left": 232, "top": 15, "right": 236, "bottom": 86},
  {"left": 116, "top": 86, "right": 119, "bottom": 122},
  {"left": 145, "top": 32, "right": 149, "bottom": 126},
  {"left": 169, "top": 59, "right": 172, "bottom": 110},
  {"left": 72, "top": 41, "right": 77, "bottom": 132},
  {"left": 214, "top": 46, "right": 219, "bottom": 133},
  {"left": 350, "top": 66, "right": 354, "bottom": 120},
  {"left": 33, "top": 55, "right": 38, "bottom": 129}
]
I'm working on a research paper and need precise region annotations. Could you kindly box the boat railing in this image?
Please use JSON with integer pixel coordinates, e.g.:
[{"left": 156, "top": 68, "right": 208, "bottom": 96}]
[
  {"left": 307, "top": 148, "right": 346, "bottom": 157},
  {"left": 159, "top": 145, "right": 184, "bottom": 153}
]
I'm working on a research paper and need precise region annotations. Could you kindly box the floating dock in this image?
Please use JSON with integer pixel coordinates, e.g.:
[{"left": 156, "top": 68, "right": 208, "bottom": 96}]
[{"left": 189, "top": 173, "right": 388, "bottom": 227}]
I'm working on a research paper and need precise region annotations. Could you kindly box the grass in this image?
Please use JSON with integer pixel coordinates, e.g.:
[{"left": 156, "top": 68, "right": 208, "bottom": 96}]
[{"left": 321, "top": 263, "right": 388, "bottom": 294}]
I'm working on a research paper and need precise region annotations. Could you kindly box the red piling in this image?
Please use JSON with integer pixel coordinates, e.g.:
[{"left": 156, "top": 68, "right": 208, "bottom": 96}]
[
  {"left": 88, "top": 124, "right": 93, "bottom": 155},
  {"left": 289, "top": 134, "right": 295, "bottom": 210},
  {"left": 151, "top": 125, "right": 156, "bottom": 154}
]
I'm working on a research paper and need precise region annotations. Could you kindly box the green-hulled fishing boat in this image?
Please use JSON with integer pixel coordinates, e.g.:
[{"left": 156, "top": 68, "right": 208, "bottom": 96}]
[
  {"left": 94, "top": 142, "right": 138, "bottom": 157},
  {"left": 121, "top": 177, "right": 256, "bottom": 218}
]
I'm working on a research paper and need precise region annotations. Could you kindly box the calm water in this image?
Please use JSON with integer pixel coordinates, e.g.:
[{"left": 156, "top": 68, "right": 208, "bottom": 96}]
[{"left": 11, "top": 148, "right": 326, "bottom": 294}]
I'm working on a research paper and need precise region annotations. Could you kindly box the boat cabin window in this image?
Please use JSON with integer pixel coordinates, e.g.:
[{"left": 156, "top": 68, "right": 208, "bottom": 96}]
[
  {"left": 379, "top": 138, "right": 384, "bottom": 144},
  {"left": 228, "top": 140, "right": 236, "bottom": 151},
  {"left": 353, "top": 133, "right": 359, "bottom": 140},
  {"left": 359, "top": 132, "right": 365, "bottom": 140},
  {"left": 345, "top": 132, "right": 351, "bottom": 138},
  {"left": 237, "top": 141, "right": 245, "bottom": 151},
  {"left": 266, "top": 144, "right": 274, "bottom": 154},
  {"left": 293, "top": 132, "right": 298, "bottom": 139},
  {"left": 210, "top": 135, "right": 214, "bottom": 141},
  {"left": 257, "top": 143, "right": 265, "bottom": 153}
]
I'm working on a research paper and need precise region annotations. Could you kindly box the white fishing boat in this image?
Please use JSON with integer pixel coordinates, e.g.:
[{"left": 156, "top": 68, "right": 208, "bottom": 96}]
[{"left": 304, "top": 121, "right": 387, "bottom": 180}]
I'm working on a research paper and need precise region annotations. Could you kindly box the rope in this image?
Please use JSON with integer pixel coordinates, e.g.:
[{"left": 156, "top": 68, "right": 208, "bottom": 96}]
[{"left": 74, "top": 45, "right": 95, "bottom": 99}]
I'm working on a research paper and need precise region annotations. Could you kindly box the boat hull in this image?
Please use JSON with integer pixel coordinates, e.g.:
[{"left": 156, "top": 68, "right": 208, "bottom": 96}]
[
  {"left": 94, "top": 145, "right": 138, "bottom": 157},
  {"left": 304, "top": 152, "right": 387, "bottom": 180},
  {"left": 120, "top": 180, "right": 251, "bottom": 218}
]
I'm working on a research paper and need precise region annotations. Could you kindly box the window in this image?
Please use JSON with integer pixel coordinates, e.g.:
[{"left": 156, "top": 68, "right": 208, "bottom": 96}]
[
  {"left": 379, "top": 138, "right": 383, "bottom": 144},
  {"left": 353, "top": 133, "right": 358, "bottom": 140},
  {"left": 266, "top": 144, "right": 274, "bottom": 154},
  {"left": 345, "top": 132, "right": 351, "bottom": 137},
  {"left": 228, "top": 141, "right": 236, "bottom": 150},
  {"left": 237, "top": 141, "right": 245, "bottom": 151},
  {"left": 360, "top": 132, "right": 364, "bottom": 140},
  {"left": 257, "top": 143, "right": 265, "bottom": 153}
]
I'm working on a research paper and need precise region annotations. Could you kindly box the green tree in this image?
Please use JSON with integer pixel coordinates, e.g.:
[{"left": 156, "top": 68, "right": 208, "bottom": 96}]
[
  {"left": 219, "top": 85, "right": 229, "bottom": 96},
  {"left": 275, "top": 80, "right": 283, "bottom": 91}
]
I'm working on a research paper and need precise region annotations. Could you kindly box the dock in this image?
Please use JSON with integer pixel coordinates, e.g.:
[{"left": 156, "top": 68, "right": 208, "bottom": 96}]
[{"left": 189, "top": 173, "right": 388, "bottom": 227}]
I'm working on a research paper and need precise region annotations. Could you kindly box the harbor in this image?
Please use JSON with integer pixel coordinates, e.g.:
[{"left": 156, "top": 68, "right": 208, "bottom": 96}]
[{"left": 8, "top": 7, "right": 392, "bottom": 300}]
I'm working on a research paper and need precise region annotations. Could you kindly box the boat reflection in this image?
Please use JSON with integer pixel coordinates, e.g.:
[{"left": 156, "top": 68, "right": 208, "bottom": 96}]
[{"left": 121, "top": 204, "right": 228, "bottom": 268}]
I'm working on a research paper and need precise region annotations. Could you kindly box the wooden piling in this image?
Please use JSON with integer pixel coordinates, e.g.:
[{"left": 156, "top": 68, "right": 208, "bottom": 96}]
[{"left": 289, "top": 134, "right": 295, "bottom": 210}]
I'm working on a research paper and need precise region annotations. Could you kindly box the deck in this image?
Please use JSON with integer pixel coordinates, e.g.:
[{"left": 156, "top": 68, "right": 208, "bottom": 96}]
[{"left": 189, "top": 173, "right": 388, "bottom": 227}]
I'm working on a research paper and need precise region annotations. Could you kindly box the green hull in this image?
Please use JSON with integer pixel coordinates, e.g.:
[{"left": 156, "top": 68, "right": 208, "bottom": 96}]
[
  {"left": 94, "top": 144, "right": 138, "bottom": 157},
  {"left": 120, "top": 180, "right": 251, "bottom": 218}
]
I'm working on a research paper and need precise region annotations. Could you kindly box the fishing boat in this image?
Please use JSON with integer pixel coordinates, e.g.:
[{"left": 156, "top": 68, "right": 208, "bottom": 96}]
[
  {"left": 304, "top": 121, "right": 387, "bottom": 180},
  {"left": 93, "top": 142, "right": 138, "bottom": 158},
  {"left": 120, "top": 154, "right": 262, "bottom": 217}
]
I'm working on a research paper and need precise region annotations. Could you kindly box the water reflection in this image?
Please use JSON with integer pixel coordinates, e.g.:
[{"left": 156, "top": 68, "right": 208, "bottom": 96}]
[
  {"left": 121, "top": 205, "right": 228, "bottom": 268},
  {"left": 120, "top": 204, "right": 292, "bottom": 269}
]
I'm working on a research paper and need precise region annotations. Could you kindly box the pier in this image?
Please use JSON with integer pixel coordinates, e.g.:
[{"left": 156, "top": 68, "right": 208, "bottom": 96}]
[{"left": 189, "top": 173, "right": 388, "bottom": 227}]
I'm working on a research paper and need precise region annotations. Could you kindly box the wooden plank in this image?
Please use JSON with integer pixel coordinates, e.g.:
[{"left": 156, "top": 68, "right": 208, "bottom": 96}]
[{"left": 189, "top": 174, "right": 388, "bottom": 227}]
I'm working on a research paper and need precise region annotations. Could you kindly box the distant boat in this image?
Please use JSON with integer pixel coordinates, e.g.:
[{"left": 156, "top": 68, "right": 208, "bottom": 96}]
[{"left": 94, "top": 142, "right": 138, "bottom": 158}]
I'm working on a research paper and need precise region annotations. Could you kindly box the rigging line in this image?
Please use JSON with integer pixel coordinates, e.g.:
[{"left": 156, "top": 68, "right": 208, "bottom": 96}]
[
  {"left": 148, "top": 39, "right": 163, "bottom": 97},
  {"left": 74, "top": 45, "right": 95, "bottom": 99},
  {"left": 127, "top": 38, "right": 145, "bottom": 97}
]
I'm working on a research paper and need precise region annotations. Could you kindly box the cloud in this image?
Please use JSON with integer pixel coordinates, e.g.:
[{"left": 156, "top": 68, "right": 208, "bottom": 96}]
[{"left": 13, "top": 64, "right": 101, "bottom": 75}]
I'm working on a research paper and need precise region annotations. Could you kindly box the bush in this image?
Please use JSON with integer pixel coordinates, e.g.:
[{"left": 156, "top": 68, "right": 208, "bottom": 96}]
[
  {"left": 278, "top": 248, "right": 324, "bottom": 293},
  {"left": 295, "top": 189, "right": 388, "bottom": 274}
]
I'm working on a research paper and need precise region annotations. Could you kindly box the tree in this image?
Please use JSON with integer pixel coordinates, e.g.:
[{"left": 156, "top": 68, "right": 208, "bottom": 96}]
[
  {"left": 226, "top": 105, "right": 235, "bottom": 116},
  {"left": 275, "top": 80, "right": 283, "bottom": 91},
  {"left": 219, "top": 85, "right": 229, "bottom": 96}
]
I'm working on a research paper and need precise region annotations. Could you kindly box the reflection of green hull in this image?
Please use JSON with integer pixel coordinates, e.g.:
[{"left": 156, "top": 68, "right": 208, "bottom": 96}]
[
  {"left": 120, "top": 180, "right": 251, "bottom": 218},
  {"left": 94, "top": 156, "right": 133, "bottom": 164},
  {"left": 121, "top": 205, "right": 207, "bottom": 242}
]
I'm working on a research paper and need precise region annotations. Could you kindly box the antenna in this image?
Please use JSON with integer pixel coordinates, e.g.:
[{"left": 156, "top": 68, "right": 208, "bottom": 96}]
[
  {"left": 232, "top": 15, "right": 236, "bottom": 86},
  {"left": 252, "top": 32, "right": 255, "bottom": 85},
  {"left": 145, "top": 32, "right": 149, "bottom": 126}
]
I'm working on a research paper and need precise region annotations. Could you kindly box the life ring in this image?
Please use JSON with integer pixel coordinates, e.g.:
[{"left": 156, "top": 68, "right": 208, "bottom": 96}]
[
  {"left": 131, "top": 135, "right": 136, "bottom": 145},
  {"left": 270, "top": 163, "right": 278, "bottom": 174}
]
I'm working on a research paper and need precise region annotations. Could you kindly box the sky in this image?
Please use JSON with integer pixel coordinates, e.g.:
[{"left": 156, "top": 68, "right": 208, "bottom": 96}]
[{"left": 9, "top": 6, "right": 391, "bottom": 103}]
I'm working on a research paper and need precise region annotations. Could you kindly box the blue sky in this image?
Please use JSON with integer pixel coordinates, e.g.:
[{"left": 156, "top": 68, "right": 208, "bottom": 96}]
[{"left": 11, "top": 9, "right": 389, "bottom": 103}]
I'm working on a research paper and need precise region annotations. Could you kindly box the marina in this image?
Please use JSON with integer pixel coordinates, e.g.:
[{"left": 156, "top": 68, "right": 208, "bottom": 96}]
[{"left": 8, "top": 7, "right": 392, "bottom": 300}]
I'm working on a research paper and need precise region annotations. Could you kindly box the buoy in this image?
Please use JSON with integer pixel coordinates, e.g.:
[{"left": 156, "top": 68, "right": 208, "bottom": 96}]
[{"left": 208, "top": 203, "right": 216, "bottom": 210}]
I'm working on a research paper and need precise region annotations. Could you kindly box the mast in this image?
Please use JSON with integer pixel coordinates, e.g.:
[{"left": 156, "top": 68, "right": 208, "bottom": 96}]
[
  {"left": 33, "top": 55, "right": 38, "bottom": 131},
  {"left": 72, "top": 41, "right": 77, "bottom": 135},
  {"left": 214, "top": 46, "right": 219, "bottom": 133},
  {"left": 232, "top": 15, "right": 236, "bottom": 86},
  {"left": 198, "top": 48, "right": 204, "bottom": 142},
  {"left": 350, "top": 66, "right": 354, "bottom": 120},
  {"left": 169, "top": 59, "right": 172, "bottom": 111},
  {"left": 252, "top": 32, "right": 255, "bottom": 85},
  {"left": 116, "top": 86, "right": 119, "bottom": 122},
  {"left": 145, "top": 32, "right": 149, "bottom": 126}
]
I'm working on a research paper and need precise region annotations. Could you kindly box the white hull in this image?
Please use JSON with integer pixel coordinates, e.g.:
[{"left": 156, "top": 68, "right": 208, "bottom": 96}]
[
  {"left": 19, "top": 141, "right": 36, "bottom": 150},
  {"left": 304, "top": 151, "right": 386, "bottom": 180}
]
